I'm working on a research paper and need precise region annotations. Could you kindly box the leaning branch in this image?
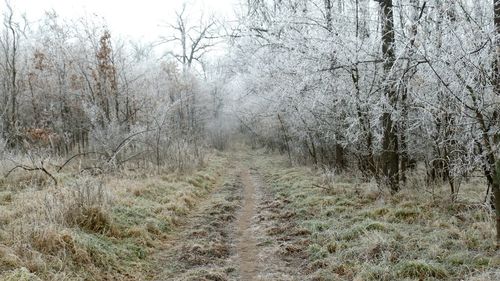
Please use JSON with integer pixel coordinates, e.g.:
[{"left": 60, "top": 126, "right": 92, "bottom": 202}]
[{"left": 5, "top": 163, "right": 58, "bottom": 186}]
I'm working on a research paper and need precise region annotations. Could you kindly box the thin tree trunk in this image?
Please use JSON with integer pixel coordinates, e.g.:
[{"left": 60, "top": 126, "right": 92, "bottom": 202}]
[
  {"left": 324, "top": 0, "right": 332, "bottom": 32},
  {"left": 277, "top": 113, "right": 292, "bottom": 162},
  {"left": 491, "top": 0, "right": 500, "bottom": 246},
  {"left": 6, "top": 10, "right": 18, "bottom": 138},
  {"left": 379, "top": 0, "right": 400, "bottom": 193},
  {"left": 335, "top": 142, "right": 346, "bottom": 171},
  {"left": 400, "top": 86, "right": 409, "bottom": 185}
]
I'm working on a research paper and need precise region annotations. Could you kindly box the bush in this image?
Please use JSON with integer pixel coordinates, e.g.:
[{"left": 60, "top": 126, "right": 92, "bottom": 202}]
[{"left": 62, "top": 176, "right": 114, "bottom": 234}]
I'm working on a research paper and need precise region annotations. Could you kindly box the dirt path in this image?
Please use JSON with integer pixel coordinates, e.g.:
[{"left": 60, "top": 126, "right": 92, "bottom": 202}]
[
  {"left": 151, "top": 158, "right": 307, "bottom": 281},
  {"left": 236, "top": 169, "right": 258, "bottom": 280},
  {"left": 235, "top": 166, "right": 305, "bottom": 281}
]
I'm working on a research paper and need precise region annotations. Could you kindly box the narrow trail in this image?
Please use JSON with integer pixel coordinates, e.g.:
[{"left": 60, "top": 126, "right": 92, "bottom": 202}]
[
  {"left": 236, "top": 169, "right": 259, "bottom": 280},
  {"left": 235, "top": 166, "right": 304, "bottom": 281},
  {"left": 151, "top": 155, "right": 307, "bottom": 281}
]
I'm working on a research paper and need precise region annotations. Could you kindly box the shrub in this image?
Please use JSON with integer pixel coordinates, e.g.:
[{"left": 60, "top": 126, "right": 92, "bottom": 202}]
[
  {"left": 27, "top": 176, "right": 116, "bottom": 236},
  {"left": 62, "top": 176, "right": 114, "bottom": 234}
]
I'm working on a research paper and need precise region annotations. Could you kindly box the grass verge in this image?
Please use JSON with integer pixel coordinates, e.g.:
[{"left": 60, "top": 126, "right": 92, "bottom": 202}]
[
  {"left": 0, "top": 153, "right": 227, "bottom": 280},
  {"left": 254, "top": 151, "right": 500, "bottom": 281}
]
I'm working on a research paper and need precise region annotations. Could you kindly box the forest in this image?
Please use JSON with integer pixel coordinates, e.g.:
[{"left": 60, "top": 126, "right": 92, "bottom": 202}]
[{"left": 0, "top": 0, "right": 499, "bottom": 280}]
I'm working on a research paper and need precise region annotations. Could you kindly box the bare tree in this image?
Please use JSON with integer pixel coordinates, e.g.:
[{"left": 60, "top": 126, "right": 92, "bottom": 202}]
[
  {"left": 159, "top": 4, "right": 218, "bottom": 73},
  {"left": 0, "top": 1, "right": 26, "bottom": 143},
  {"left": 157, "top": 4, "right": 219, "bottom": 156}
]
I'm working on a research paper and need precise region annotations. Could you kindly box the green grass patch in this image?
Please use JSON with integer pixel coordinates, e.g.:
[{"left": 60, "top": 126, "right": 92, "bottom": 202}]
[{"left": 396, "top": 260, "right": 449, "bottom": 279}]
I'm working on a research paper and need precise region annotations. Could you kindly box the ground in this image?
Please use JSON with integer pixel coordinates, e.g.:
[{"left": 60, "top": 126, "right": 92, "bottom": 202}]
[
  {"left": 1, "top": 148, "right": 500, "bottom": 280},
  {"left": 151, "top": 151, "right": 305, "bottom": 281}
]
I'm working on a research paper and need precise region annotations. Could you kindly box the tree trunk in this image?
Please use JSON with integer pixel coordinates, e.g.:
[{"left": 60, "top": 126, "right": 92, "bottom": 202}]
[
  {"left": 5, "top": 8, "right": 18, "bottom": 140},
  {"left": 379, "top": 0, "right": 400, "bottom": 193},
  {"left": 492, "top": 0, "right": 500, "bottom": 247},
  {"left": 335, "top": 142, "right": 346, "bottom": 171},
  {"left": 277, "top": 114, "right": 292, "bottom": 162},
  {"left": 492, "top": 160, "right": 500, "bottom": 246},
  {"left": 400, "top": 86, "right": 409, "bottom": 185},
  {"left": 324, "top": 0, "right": 332, "bottom": 32}
]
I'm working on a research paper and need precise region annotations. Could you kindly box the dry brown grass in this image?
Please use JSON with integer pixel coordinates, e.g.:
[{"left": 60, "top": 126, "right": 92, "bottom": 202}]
[
  {"left": 255, "top": 152, "right": 500, "bottom": 281},
  {"left": 0, "top": 152, "right": 227, "bottom": 280}
]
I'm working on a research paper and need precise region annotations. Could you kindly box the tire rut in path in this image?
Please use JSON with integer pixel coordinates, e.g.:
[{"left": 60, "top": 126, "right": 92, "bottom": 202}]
[
  {"left": 151, "top": 169, "right": 242, "bottom": 281},
  {"left": 236, "top": 169, "right": 259, "bottom": 281},
  {"left": 236, "top": 167, "right": 305, "bottom": 281}
]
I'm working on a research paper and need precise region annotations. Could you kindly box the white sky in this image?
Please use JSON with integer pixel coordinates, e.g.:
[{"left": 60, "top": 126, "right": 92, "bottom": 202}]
[{"left": 12, "top": 0, "right": 240, "bottom": 41}]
